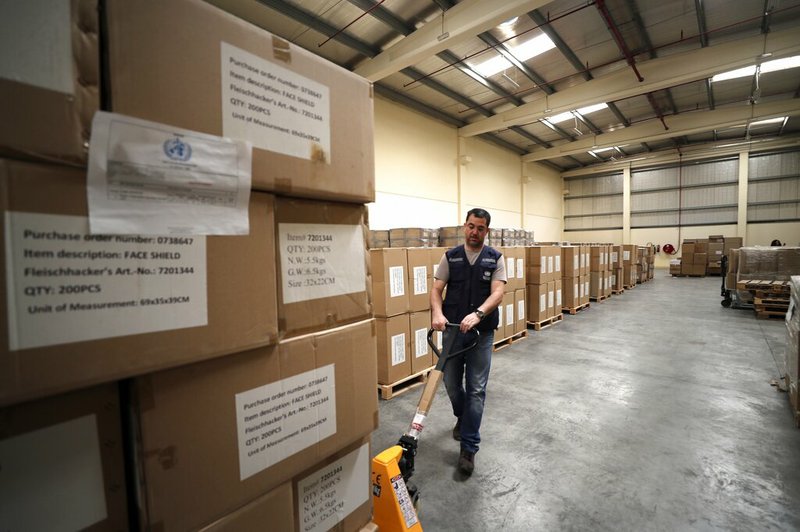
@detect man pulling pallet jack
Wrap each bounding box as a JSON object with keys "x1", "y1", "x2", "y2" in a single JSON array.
[{"x1": 371, "y1": 208, "x2": 507, "y2": 531}]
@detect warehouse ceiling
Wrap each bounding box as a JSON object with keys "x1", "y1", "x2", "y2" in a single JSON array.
[{"x1": 206, "y1": 0, "x2": 800, "y2": 173}]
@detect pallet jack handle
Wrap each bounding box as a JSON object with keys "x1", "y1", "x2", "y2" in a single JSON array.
[{"x1": 371, "y1": 324, "x2": 480, "y2": 532}]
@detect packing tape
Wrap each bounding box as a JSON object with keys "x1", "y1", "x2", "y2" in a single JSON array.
[{"x1": 272, "y1": 36, "x2": 292, "y2": 63}]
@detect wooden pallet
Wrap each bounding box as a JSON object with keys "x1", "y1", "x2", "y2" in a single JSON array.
[
  {"x1": 611, "y1": 288, "x2": 624, "y2": 295},
  {"x1": 756, "y1": 310, "x2": 788, "y2": 320},
  {"x1": 493, "y1": 330, "x2": 527, "y2": 352},
  {"x1": 378, "y1": 366, "x2": 434, "y2": 400},
  {"x1": 737, "y1": 280, "x2": 790, "y2": 294},
  {"x1": 624, "y1": 284, "x2": 636, "y2": 289},
  {"x1": 562, "y1": 302, "x2": 590, "y2": 315},
  {"x1": 589, "y1": 295, "x2": 608, "y2": 302},
  {"x1": 754, "y1": 297, "x2": 790, "y2": 306},
  {"x1": 527, "y1": 313, "x2": 564, "y2": 331}
]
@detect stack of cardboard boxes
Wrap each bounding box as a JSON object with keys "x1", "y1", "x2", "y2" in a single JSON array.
[
  {"x1": 498, "y1": 247, "x2": 527, "y2": 340},
  {"x1": 680, "y1": 240, "x2": 708, "y2": 276},
  {"x1": 622, "y1": 245, "x2": 639, "y2": 287},
  {"x1": 1, "y1": 1, "x2": 377, "y2": 530},
  {"x1": 526, "y1": 246, "x2": 562, "y2": 324},
  {"x1": 611, "y1": 245, "x2": 625, "y2": 292},
  {"x1": 561, "y1": 246, "x2": 590, "y2": 310},
  {"x1": 589, "y1": 245, "x2": 612, "y2": 300}
]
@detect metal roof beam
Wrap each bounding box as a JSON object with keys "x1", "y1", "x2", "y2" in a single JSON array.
[
  {"x1": 476, "y1": 32, "x2": 554, "y2": 94},
  {"x1": 373, "y1": 84, "x2": 464, "y2": 127},
  {"x1": 400, "y1": 67, "x2": 493, "y2": 118},
  {"x1": 522, "y1": 100, "x2": 800, "y2": 162},
  {"x1": 459, "y1": 28, "x2": 800, "y2": 136},
  {"x1": 346, "y1": 0, "x2": 414, "y2": 35},
  {"x1": 353, "y1": 0, "x2": 552, "y2": 81},
  {"x1": 436, "y1": 49, "x2": 524, "y2": 106},
  {"x1": 528, "y1": 9, "x2": 590, "y2": 81},
  {"x1": 694, "y1": 0, "x2": 708, "y2": 47}
]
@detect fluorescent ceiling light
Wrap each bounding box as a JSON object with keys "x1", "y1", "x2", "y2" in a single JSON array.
[
  {"x1": 499, "y1": 17, "x2": 518, "y2": 28},
  {"x1": 711, "y1": 55, "x2": 800, "y2": 82},
  {"x1": 591, "y1": 146, "x2": 616, "y2": 153},
  {"x1": 546, "y1": 103, "x2": 609, "y2": 124},
  {"x1": 749, "y1": 116, "x2": 786, "y2": 127},
  {"x1": 472, "y1": 34, "x2": 555, "y2": 77}
]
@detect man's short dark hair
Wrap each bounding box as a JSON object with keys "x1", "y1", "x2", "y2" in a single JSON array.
[{"x1": 465, "y1": 208, "x2": 491, "y2": 227}]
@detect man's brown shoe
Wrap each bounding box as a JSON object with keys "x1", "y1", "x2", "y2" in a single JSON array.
[{"x1": 458, "y1": 450, "x2": 474, "y2": 475}]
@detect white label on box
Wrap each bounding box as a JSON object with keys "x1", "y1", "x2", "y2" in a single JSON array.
[
  {"x1": 389, "y1": 266, "x2": 405, "y2": 298},
  {"x1": 235, "y1": 364, "x2": 336, "y2": 481},
  {"x1": 506, "y1": 257, "x2": 515, "y2": 279},
  {"x1": 579, "y1": 283, "x2": 584, "y2": 297},
  {"x1": 585, "y1": 281, "x2": 589, "y2": 296},
  {"x1": 0, "y1": 1, "x2": 73, "y2": 94},
  {"x1": 414, "y1": 328, "x2": 428, "y2": 358},
  {"x1": 715, "y1": 250, "x2": 722, "y2": 256},
  {"x1": 391, "y1": 333, "x2": 406, "y2": 366},
  {"x1": 517, "y1": 300, "x2": 525, "y2": 321},
  {"x1": 557, "y1": 289, "x2": 562, "y2": 307},
  {"x1": 612, "y1": 251, "x2": 618, "y2": 264},
  {"x1": 584, "y1": 253, "x2": 589, "y2": 267},
  {"x1": 0, "y1": 414, "x2": 106, "y2": 531},
  {"x1": 548, "y1": 290, "x2": 554, "y2": 308},
  {"x1": 547, "y1": 256, "x2": 553, "y2": 273},
  {"x1": 221, "y1": 42, "x2": 331, "y2": 162},
  {"x1": 574, "y1": 283, "x2": 579, "y2": 301},
  {"x1": 574, "y1": 255, "x2": 579, "y2": 271},
  {"x1": 87, "y1": 112, "x2": 252, "y2": 235},
  {"x1": 413, "y1": 266, "x2": 427, "y2": 295},
  {"x1": 4, "y1": 212, "x2": 207, "y2": 350},
  {"x1": 540, "y1": 256, "x2": 546, "y2": 272},
  {"x1": 555, "y1": 255, "x2": 561, "y2": 273},
  {"x1": 612, "y1": 274, "x2": 617, "y2": 285},
  {"x1": 297, "y1": 443, "x2": 370, "y2": 532},
  {"x1": 496, "y1": 305, "x2": 503, "y2": 330},
  {"x1": 517, "y1": 258, "x2": 524, "y2": 279},
  {"x1": 279, "y1": 223, "x2": 365, "y2": 304},
  {"x1": 539, "y1": 294, "x2": 546, "y2": 312},
  {"x1": 624, "y1": 250, "x2": 630, "y2": 261},
  {"x1": 506, "y1": 303, "x2": 514, "y2": 326}
]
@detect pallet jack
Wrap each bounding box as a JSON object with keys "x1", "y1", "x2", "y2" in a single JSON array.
[{"x1": 371, "y1": 323, "x2": 479, "y2": 532}]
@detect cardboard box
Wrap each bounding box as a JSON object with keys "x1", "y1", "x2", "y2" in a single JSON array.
[
  {"x1": 0, "y1": 1, "x2": 98, "y2": 165},
  {"x1": 563, "y1": 278, "x2": 580, "y2": 309},
  {"x1": 693, "y1": 253, "x2": 708, "y2": 265},
  {"x1": 505, "y1": 247, "x2": 525, "y2": 291},
  {"x1": 611, "y1": 245, "x2": 623, "y2": 268},
  {"x1": 429, "y1": 247, "x2": 448, "y2": 279},
  {"x1": 515, "y1": 247, "x2": 526, "y2": 286},
  {"x1": 526, "y1": 246, "x2": 549, "y2": 284},
  {"x1": 614, "y1": 268, "x2": 624, "y2": 290},
  {"x1": 370, "y1": 248, "x2": 409, "y2": 318},
  {"x1": 605, "y1": 271, "x2": 613, "y2": 297},
  {"x1": 495, "y1": 292, "x2": 506, "y2": 339},
  {"x1": 670, "y1": 261, "x2": 681, "y2": 275},
  {"x1": 131, "y1": 319, "x2": 378, "y2": 531},
  {"x1": 514, "y1": 288, "x2": 526, "y2": 333},
  {"x1": 376, "y1": 314, "x2": 411, "y2": 385},
  {"x1": 561, "y1": 246, "x2": 580, "y2": 278},
  {"x1": 406, "y1": 248, "x2": 431, "y2": 312},
  {"x1": 200, "y1": 483, "x2": 294, "y2": 532},
  {"x1": 0, "y1": 383, "x2": 128, "y2": 531},
  {"x1": 590, "y1": 272, "x2": 602, "y2": 299},
  {"x1": 550, "y1": 246, "x2": 561, "y2": 280},
  {"x1": 292, "y1": 437, "x2": 372, "y2": 532},
  {"x1": 582, "y1": 275, "x2": 590, "y2": 305},
  {"x1": 504, "y1": 293, "x2": 515, "y2": 338},
  {"x1": 694, "y1": 241, "x2": 708, "y2": 254},
  {"x1": 690, "y1": 264, "x2": 706, "y2": 276},
  {"x1": 409, "y1": 310, "x2": 433, "y2": 374},
  {"x1": 275, "y1": 197, "x2": 370, "y2": 338},
  {"x1": 708, "y1": 243, "x2": 724, "y2": 260},
  {"x1": 546, "y1": 281, "x2": 556, "y2": 318},
  {"x1": 0, "y1": 159, "x2": 278, "y2": 407},
  {"x1": 106, "y1": 0, "x2": 375, "y2": 202},
  {"x1": 622, "y1": 244, "x2": 637, "y2": 265},
  {"x1": 554, "y1": 280, "x2": 562, "y2": 315}
]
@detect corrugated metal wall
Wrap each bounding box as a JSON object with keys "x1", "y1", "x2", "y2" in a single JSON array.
[
  {"x1": 748, "y1": 151, "x2": 800, "y2": 223},
  {"x1": 564, "y1": 172, "x2": 622, "y2": 231}
]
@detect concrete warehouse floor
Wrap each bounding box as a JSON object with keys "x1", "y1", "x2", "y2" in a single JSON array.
[{"x1": 372, "y1": 271, "x2": 800, "y2": 531}]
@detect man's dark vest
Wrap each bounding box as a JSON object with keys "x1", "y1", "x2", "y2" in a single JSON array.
[{"x1": 442, "y1": 244, "x2": 502, "y2": 332}]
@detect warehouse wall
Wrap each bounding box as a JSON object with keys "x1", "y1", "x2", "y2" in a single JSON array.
[
  {"x1": 748, "y1": 222, "x2": 800, "y2": 247},
  {"x1": 369, "y1": 96, "x2": 565, "y2": 236}
]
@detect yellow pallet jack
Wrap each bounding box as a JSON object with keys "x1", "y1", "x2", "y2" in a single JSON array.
[{"x1": 371, "y1": 324, "x2": 479, "y2": 532}]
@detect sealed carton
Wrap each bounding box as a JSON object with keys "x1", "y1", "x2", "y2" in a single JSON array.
[
  {"x1": 370, "y1": 248, "x2": 409, "y2": 318},
  {"x1": 0, "y1": 383, "x2": 128, "y2": 530},
  {"x1": 130, "y1": 319, "x2": 378, "y2": 531},
  {"x1": 0, "y1": 159, "x2": 278, "y2": 406},
  {"x1": 0, "y1": 1, "x2": 99, "y2": 165},
  {"x1": 376, "y1": 314, "x2": 410, "y2": 385},
  {"x1": 406, "y1": 248, "x2": 431, "y2": 312},
  {"x1": 200, "y1": 484, "x2": 294, "y2": 532},
  {"x1": 275, "y1": 197, "x2": 370, "y2": 338},
  {"x1": 561, "y1": 246, "x2": 580, "y2": 278},
  {"x1": 514, "y1": 288, "x2": 526, "y2": 334},
  {"x1": 105, "y1": 0, "x2": 374, "y2": 202},
  {"x1": 526, "y1": 284, "x2": 547, "y2": 323}
]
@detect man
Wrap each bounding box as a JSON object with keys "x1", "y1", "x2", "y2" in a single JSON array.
[{"x1": 430, "y1": 208, "x2": 506, "y2": 475}]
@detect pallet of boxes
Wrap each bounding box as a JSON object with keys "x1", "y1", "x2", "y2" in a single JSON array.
[
  {"x1": 733, "y1": 246, "x2": 800, "y2": 319},
  {"x1": 679, "y1": 240, "x2": 708, "y2": 277},
  {"x1": 784, "y1": 276, "x2": 800, "y2": 425},
  {"x1": 371, "y1": 234, "x2": 440, "y2": 400},
  {"x1": 589, "y1": 244, "x2": 612, "y2": 301},
  {"x1": 622, "y1": 244, "x2": 638, "y2": 288},
  {"x1": 494, "y1": 231, "x2": 527, "y2": 350},
  {"x1": 1, "y1": 2, "x2": 378, "y2": 530},
  {"x1": 526, "y1": 245, "x2": 564, "y2": 330},
  {"x1": 561, "y1": 245, "x2": 590, "y2": 314},
  {"x1": 611, "y1": 245, "x2": 625, "y2": 294}
]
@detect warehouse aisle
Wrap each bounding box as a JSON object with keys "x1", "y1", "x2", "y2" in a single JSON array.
[{"x1": 372, "y1": 270, "x2": 800, "y2": 531}]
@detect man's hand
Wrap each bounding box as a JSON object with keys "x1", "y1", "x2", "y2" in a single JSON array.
[
  {"x1": 459, "y1": 312, "x2": 481, "y2": 333},
  {"x1": 431, "y1": 312, "x2": 447, "y2": 331}
]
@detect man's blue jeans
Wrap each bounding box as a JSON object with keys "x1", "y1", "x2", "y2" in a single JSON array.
[{"x1": 442, "y1": 328, "x2": 494, "y2": 454}]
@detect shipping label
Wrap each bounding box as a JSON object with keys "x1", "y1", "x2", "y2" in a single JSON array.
[
  {"x1": 539, "y1": 294, "x2": 546, "y2": 313},
  {"x1": 505, "y1": 303, "x2": 514, "y2": 326},
  {"x1": 221, "y1": 42, "x2": 331, "y2": 161},
  {"x1": 5, "y1": 212, "x2": 207, "y2": 350},
  {"x1": 548, "y1": 256, "x2": 553, "y2": 274},
  {"x1": 548, "y1": 291, "x2": 554, "y2": 309},
  {"x1": 517, "y1": 300, "x2": 525, "y2": 321},
  {"x1": 413, "y1": 266, "x2": 427, "y2": 295},
  {"x1": 279, "y1": 223, "x2": 365, "y2": 304},
  {"x1": 389, "y1": 266, "x2": 405, "y2": 298},
  {"x1": 557, "y1": 289, "x2": 562, "y2": 307},
  {"x1": 235, "y1": 364, "x2": 336, "y2": 481},
  {"x1": 506, "y1": 257, "x2": 515, "y2": 279},
  {"x1": 555, "y1": 255, "x2": 561, "y2": 273},
  {"x1": 415, "y1": 328, "x2": 428, "y2": 358},
  {"x1": 516, "y1": 258, "x2": 524, "y2": 279},
  {"x1": 297, "y1": 443, "x2": 370, "y2": 532},
  {"x1": 391, "y1": 333, "x2": 406, "y2": 366}
]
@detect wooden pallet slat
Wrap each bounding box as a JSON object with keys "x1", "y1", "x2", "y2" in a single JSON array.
[
  {"x1": 562, "y1": 302, "x2": 591, "y2": 315},
  {"x1": 493, "y1": 330, "x2": 528, "y2": 352},
  {"x1": 527, "y1": 313, "x2": 564, "y2": 331},
  {"x1": 378, "y1": 366, "x2": 433, "y2": 400},
  {"x1": 589, "y1": 295, "x2": 608, "y2": 302}
]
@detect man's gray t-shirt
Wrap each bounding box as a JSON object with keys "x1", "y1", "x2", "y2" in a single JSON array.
[{"x1": 434, "y1": 247, "x2": 507, "y2": 283}]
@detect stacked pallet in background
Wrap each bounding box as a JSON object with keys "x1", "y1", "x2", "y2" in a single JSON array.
[
  {"x1": 680, "y1": 239, "x2": 707, "y2": 277},
  {"x1": 589, "y1": 245, "x2": 611, "y2": 301},
  {"x1": 622, "y1": 245, "x2": 638, "y2": 288},
  {"x1": 611, "y1": 245, "x2": 625, "y2": 294},
  {"x1": 526, "y1": 246, "x2": 564, "y2": 329},
  {"x1": 562, "y1": 246, "x2": 590, "y2": 314},
  {"x1": 1, "y1": 1, "x2": 377, "y2": 530},
  {"x1": 389, "y1": 227, "x2": 439, "y2": 248},
  {"x1": 733, "y1": 247, "x2": 800, "y2": 316}
]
